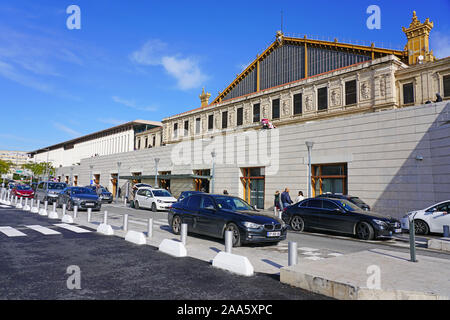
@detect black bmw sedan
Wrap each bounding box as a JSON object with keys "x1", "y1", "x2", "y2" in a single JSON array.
[
  {"x1": 168, "y1": 194, "x2": 287, "y2": 247},
  {"x1": 282, "y1": 198, "x2": 401, "y2": 240},
  {"x1": 57, "y1": 187, "x2": 102, "y2": 211}
]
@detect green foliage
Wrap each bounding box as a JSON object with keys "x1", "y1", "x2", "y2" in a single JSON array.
[
  {"x1": 22, "y1": 162, "x2": 55, "y2": 177},
  {"x1": 0, "y1": 159, "x2": 13, "y2": 175}
]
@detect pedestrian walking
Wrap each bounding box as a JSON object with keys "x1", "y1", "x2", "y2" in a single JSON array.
[
  {"x1": 281, "y1": 188, "x2": 293, "y2": 209},
  {"x1": 295, "y1": 191, "x2": 304, "y2": 203},
  {"x1": 274, "y1": 191, "x2": 283, "y2": 215}
]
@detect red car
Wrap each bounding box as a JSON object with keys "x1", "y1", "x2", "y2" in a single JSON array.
[{"x1": 12, "y1": 185, "x2": 35, "y2": 199}]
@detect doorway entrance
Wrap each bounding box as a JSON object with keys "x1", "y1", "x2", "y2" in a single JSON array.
[{"x1": 240, "y1": 167, "x2": 265, "y2": 209}]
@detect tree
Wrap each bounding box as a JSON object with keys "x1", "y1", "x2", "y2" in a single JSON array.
[
  {"x1": 22, "y1": 162, "x2": 55, "y2": 179},
  {"x1": 0, "y1": 159, "x2": 12, "y2": 175}
]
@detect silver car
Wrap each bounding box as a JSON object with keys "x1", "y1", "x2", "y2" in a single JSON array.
[{"x1": 35, "y1": 181, "x2": 68, "y2": 204}]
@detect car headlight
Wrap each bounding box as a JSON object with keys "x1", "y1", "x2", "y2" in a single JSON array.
[
  {"x1": 373, "y1": 219, "x2": 387, "y2": 226},
  {"x1": 243, "y1": 222, "x2": 263, "y2": 229}
]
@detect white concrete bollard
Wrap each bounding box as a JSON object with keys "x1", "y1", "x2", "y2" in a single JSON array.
[
  {"x1": 39, "y1": 201, "x2": 48, "y2": 216},
  {"x1": 87, "y1": 208, "x2": 92, "y2": 222},
  {"x1": 31, "y1": 200, "x2": 40, "y2": 213},
  {"x1": 147, "y1": 218, "x2": 153, "y2": 238},
  {"x1": 16, "y1": 197, "x2": 23, "y2": 209},
  {"x1": 61, "y1": 203, "x2": 73, "y2": 223},
  {"x1": 48, "y1": 202, "x2": 59, "y2": 219},
  {"x1": 97, "y1": 211, "x2": 114, "y2": 235},
  {"x1": 74, "y1": 206, "x2": 78, "y2": 219},
  {"x1": 23, "y1": 198, "x2": 30, "y2": 211}
]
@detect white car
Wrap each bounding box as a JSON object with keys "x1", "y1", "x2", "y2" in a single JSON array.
[
  {"x1": 401, "y1": 200, "x2": 450, "y2": 235},
  {"x1": 134, "y1": 187, "x2": 177, "y2": 212}
]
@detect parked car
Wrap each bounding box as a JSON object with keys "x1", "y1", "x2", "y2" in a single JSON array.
[
  {"x1": 11, "y1": 184, "x2": 35, "y2": 199},
  {"x1": 400, "y1": 200, "x2": 450, "y2": 235},
  {"x1": 35, "y1": 181, "x2": 68, "y2": 204},
  {"x1": 57, "y1": 186, "x2": 102, "y2": 211},
  {"x1": 169, "y1": 194, "x2": 287, "y2": 247},
  {"x1": 178, "y1": 191, "x2": 204, "y2": 202},
  {"x1": 316, "y1": 193, "x2": 370, "y2": 211},
  {"x1": 134, "y1": 187, "x2": 177, "y2": 212},
  {"x1": 85, "y1": 186, "x2": 113, "y2": 203},
  {"x1": 282, "y1": 198, "x2": 401, "y2": 240}
]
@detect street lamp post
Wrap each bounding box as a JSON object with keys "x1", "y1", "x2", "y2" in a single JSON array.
[
  {"x1": 70, "y1": 167, "x2": 74, "y2": 186},
  {"x1": 115, "y1": 162, "x2": 121, "y2": 203},
  {"x1": 45, "y1": 148, "x2": 50, "y2": 181},
  {"x1": 154, "y1": 158, "x2": 160, "y2": 188},
  {"x1": 211, "y1": 151, "x2": 216, "y2": 194},
  {"x1": 305, "y1": 141, "x2": 314, "y2": 198},
  {"x1": 89, "y1": 165, "x2": 94, "y2": 186}
]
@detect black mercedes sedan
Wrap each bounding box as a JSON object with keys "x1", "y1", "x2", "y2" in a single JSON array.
[
  {"x1": 168, "y1": 194, "x2": 287, "y2": 247},
  {"x1": 57, "y1": 187, "x2": 102, "y2": 211},
  {"x1": 282, "y1": 198, "x2": 401, "y2": 240}
]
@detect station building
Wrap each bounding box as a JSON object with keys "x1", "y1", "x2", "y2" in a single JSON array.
[{"x1": 31, "y1": 12, "x2": 450, "y2": 218}]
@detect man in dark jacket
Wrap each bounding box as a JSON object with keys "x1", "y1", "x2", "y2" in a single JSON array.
[{"x1": 281, "y1": 188, "x2": 293, "y2": 209}]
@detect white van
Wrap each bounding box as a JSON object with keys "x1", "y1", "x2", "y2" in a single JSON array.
[{"x1": 134, "y1": 187, "x2": 177, "y2": 212}]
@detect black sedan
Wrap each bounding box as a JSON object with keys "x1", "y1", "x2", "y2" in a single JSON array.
[
  {"x1": 168, "y1": 194, "x2": 287, "y2": 247},
  {"x1": 57, "y1": 187, "x2": 102, "y2": 211},
  {"x1": 282, "y1": 198, "x2": 401, "y2": 240}
]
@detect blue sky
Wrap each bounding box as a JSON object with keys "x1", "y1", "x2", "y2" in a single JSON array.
[{"x1": 0, "y1": 0, "x2": 449, "y2": 152}]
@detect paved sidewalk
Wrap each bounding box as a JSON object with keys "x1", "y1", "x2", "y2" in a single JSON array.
[{"x1": 280, "y1": 248, "x2": 450, "y2": 300}]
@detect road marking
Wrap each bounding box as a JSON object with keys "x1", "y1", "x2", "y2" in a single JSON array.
[
  {"x1": 0, "y1": 226, "x2": 27, "y2": 237},
  {"x1": 0, "y1": 205, "x2": 11, "y2": 208},
  {"x1": 54, "y1": 224, "x2": 91, "y2": 233},
  {"x1": 25, "y1": 225, "x2": 61, "y2": 235},
  {"x1": 301, "y1": 252, "x2": 322, "y2": 256},
  {"x1": 304, "y1": 256, "x2": 324, "y2": 261},
  {"x1": 298, "y1": 247, "x2": 319, "y2": 252},
  {"x1": 327, "y1": 253, "x2": 343, "y2": 257}
]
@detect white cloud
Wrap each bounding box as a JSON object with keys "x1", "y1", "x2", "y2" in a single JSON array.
[
  {"x1": 0, "y1": 60, "x2": 52, "y2": 92},
  {"x1": 431, "y1": 32, "x2": 450, "y2": 59},
  {"x1": 53, "y1": 123, "x2": 80, "y2": 138},
  {"x1": 112, "y1": 96, "x2": 157, "y2": 112},
  {"x1": 130, "y1": 39, "x2": 208, "y2": 90}
]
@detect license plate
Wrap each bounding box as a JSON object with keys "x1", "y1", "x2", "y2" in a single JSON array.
[
  {"x1": 267, "y1": 231, "x2": 281, "y2": 237},
  {"x1": 86, "y1": 203, "x2": 95, "y2": 207},
  {"x1": 395, "y1": 228, "x2": 402, "y2": 233}
]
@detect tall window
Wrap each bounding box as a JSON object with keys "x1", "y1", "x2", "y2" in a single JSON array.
[
  {"x1": 253, "y1": 103, "x2": 260, "y2": 123},
  {"x1": 195, "y1": 118, "x2": 201, "y2": 134},
  {"x1": 237, "y1": 107, "x2": 243, "y2": 126},
  {"x1": 152, "y1": 135, "x2": 156, "y2": 147},
  {"x1": 345, "y1": 80, "x2": 357, "y2": 105},
  {"x1": 403, "y1": 83, "x2": 414, "y2": 104},
  {"x1": 293, "y1": 93, "x2": 302, "y2": 115},
  {"x1": 145, "y1": 137, "x2": 148, "y2": 148},
  {"x1": 444, "y1": 75, "x2": 450, "y2": 98},
  {"x1": 173, "y1": 123, "x2": 178, "y2": 138},
  {"x1": 137, "y1": 138, "x2": 141, "y2": 150},
  {"x1": 272, "y1": 98, "x2": 280, "y2": 119},
  {"x1": 222, "y1": 111, "x2": 228, "y2": 129},
  {"x1": 184, "y1": 120, "x2": 189, "y2": 136},
  {"x1": 318, "y1": 87, "x2": 328, "y2": 111},
  {"x1": 208, "y1": 114, "x2": 214, "y2": 131},
  {"x1": 240, "y1": 167, "x2": 265, "y2": 209},
  {"x1": 312, "y1": 163, "x2": 347, "y2": 196}
]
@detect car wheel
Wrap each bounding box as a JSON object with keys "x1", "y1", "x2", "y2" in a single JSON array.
[
  {"x1": 225, "y1": 223, "x2": 241, "y2": 247},
  {"x1": 151, "y1": 203, "x2": 157, "y2": 212},
  {"x1": 356, "y1": 222, "x2": 374, "y2": 240},
  {"x1": 134, "y1": 200, "x2": 140, "y2": 210},
  {"x1": 413, "y1": 219, "x2": 429, "y2": 235},
  {"x1": 290, "y1": 215, "x2": 305, "y2": 232},
  {"x1": 172, "y1": 215, "x2": 182, "y2": 235}
]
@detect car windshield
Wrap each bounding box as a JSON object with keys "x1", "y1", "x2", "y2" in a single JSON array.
[
  {"x1": 101, "y1": 188, "x2": 109, "y2": 193},
  {"x1": 215, "y1": 196, "x2": 254, "y2": 211},
  {"x1": 17, "y1": 185, "x2": 32, "y2": 190},
  {"x1": 71, "y1": 187, "x2": 96, "y2": 195},
  {"x1": 350, "y1": 197, "x2": 366, "y2": 206},
  {"x1": 48, "y1": 183, "x2": 66, "y2": 190},
  {"x1": 153, "y1": 190, "x2": 172, "y2": 197},
  {"x1": 336, "y1": 199, "x2": 362, "y2": 212}
]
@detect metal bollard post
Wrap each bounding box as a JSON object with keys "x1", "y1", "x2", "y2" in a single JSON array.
[
  {"x1": 147, "y1": 218, "x2": 153, "y2": 238},
  {"x1": 87, "y1": 208, "x2": 92, "y2": 222},
  {"x1": 124, "y1": 198, "x2": 127, "y2": 207},
  {"x1": 36, "y1": 200, "x2": 40, "y2": 209},
  {"x1": 44, "y1": 201, "x2": 48, "y2": 211},
  {"x1": 444, "y1": 225, "x2": 450, "y2": 238},
  {"x1": 225, "y1": 230, "x2": 233, "y2": 253},
  {"x1": 123, "y1": 214, "x2": 128, "y2": 231},
  {"x1": 74, "y1": 206, "x2": 78, "y2": 219},
  {"x1": 52, "y1": 202, "x2": 56, "y2": 212},
  {"x1": 30, "y1": 198, "x2": 34, "y2": 209},
  {"x1": 103, "y1": 211, "x2": 108, "y2": 225},
  {"x1": 409, "y1": 219, "x2": 417, "y2": 262},
  {"x1": 15, "y1": 196, "x2": 18, "y2": 205},
  {"x1": 288, "y1": 241, "x2": 298, "y2": 266},
  {"x1": 180, "y1": 223, "x2": 187, "y2": 245},
  {"x1": 62, "y1": 204, "x2": 66, "y2": 216}
]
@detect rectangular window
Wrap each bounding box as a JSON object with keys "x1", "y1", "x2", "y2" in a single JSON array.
[
  {"x1": 444, "y1": 75, "x2": 450, "y2": 98},
  {"x1": 184, "y1": 120, "x2": 189, "y2": 136},
  {"x1": 145, "y1": 137, "x2": 148, "y2": 148},
  {"x1": 237, "y1": 107, "x2": 243, "y2": 126},
  {"x1": 173, "y1": 123, "x2": 178, "y2": 138},
  {"x1": 312, "y1": 163, "x2": 348, "y2": 196},
  {"x1": 137, "y1": 139, "x2": 141, "y2": 150},
  {"x1": 152, "y1": 135, "x2": 156, "y2": 147},
  {"x1": 272, "y1": 99, "x2": 280, "y2": 119},
  {"x1": 222, "y1": 111, "x2": 228, "y2": 129},
  {"x1": 293, "y1": 93, "x2": 302, "y2": 115},
  {"x1": 195, "y1": 118, "x2": 201, "y2": 134},
  {"x1": 345, "y1": 80, "x2": 357, "y2": 105},
  {"x1": 253, "y1": 103, "x2": 260, "y2": 123},
  {"x1": 318, "y1": 87, "x2": 328, "y2": 111},
  {"x1": 208, "y1": 114, "x2": 214, "y2": 131},
  {"x1": 403, "y1": 83, "x2": 414, "y2": 104}
]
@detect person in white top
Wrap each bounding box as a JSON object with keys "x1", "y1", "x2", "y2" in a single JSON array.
[{"x1": 295, "y1": 191, "x2": 305, "y2": 203}]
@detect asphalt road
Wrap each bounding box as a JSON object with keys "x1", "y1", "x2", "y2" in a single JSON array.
[{"x1": 0, "y1": 206, "x2": 329, "y2": 300}]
